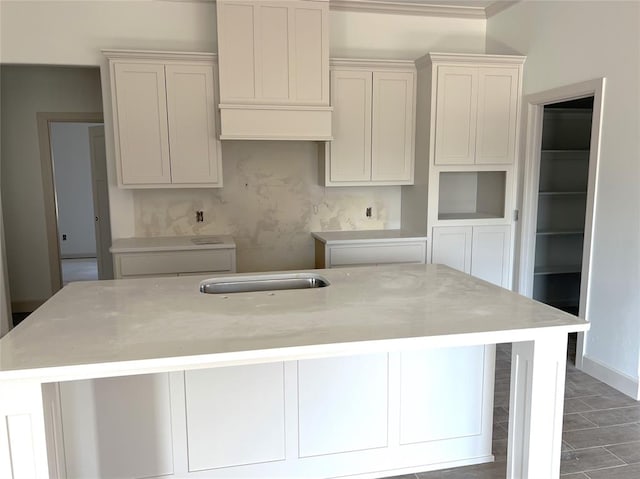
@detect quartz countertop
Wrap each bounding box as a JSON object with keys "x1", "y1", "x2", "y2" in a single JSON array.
[
  {"x1": 0, "y1": 264, "x2": 588, "y2": 383},
  {"x1": 311, "y1": 229, "x2": 427, "y2": 244},
  {"x1": 110, "y1": 235, "x2": 236, "y2": 253}
]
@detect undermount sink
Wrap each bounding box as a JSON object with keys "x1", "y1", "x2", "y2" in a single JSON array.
[{"x1": 200, "y1": 273, "x2": 330, "y2": 294}]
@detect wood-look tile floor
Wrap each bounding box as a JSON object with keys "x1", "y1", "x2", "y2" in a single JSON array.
[{"x1": 386, "y1": 341, "x2": 640, "y2": 479}]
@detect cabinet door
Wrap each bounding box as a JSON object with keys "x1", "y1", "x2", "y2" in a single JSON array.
[
  {"x1": 113, "y1": 62, "x2": 171, "y2": 185},
  {"x1": 298, "y1": 354, "x2": 388, "y2": 457},
  {"x1": 293, "y1": 1, "x2": 328, "y2": 103},
  {"x1": 471, "y1": 225, "x2": 511, "y2": 288},
  {"x1": 165, "y1": 64, "x2": 222, "y2": 185},
  {"x1": 329, "y1": 70, "x2": 372, "y2": 182},
  {"x1": 184, "y1": 363, "x2": 286, "y2": 471},
  {"x1": 59, "y1": 374, "x2": 174, "y2": 479},
  {"x1": 216, "y1": 1, "x2": 257, "y2": 101},
  {"x1": 371, "y1": 71, "x2": 415, "y2": 182},
  {"x1": 432, "y1": 226, "x2": 472, "y2": 274},
  {"x1": 257, "y1": 2, "x2": 290, "y2": 100},
  {"x1": 434, "y1": 66, "x2": 477, "y2": 165},
  {"x1": 475, "y1": 67, "x2": 519, "y2": 165}
]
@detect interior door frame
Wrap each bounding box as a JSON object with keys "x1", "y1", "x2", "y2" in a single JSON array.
[
  {"x1": 36, "y1": 112, "x2": 104, "y2": 294},
  {"x1": 518, "y1": 78, "x2": 605, "y2": 369}
]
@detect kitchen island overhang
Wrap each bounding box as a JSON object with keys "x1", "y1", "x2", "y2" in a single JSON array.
[{"x1": 0, "y1": 264, "x2": 589, "y2": 479}]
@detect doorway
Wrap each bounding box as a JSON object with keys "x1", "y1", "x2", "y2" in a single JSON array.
[
  {"x1": 37, "y1": 113, "x2": 114, "y2": 294},
  {"x1": 519, "y1": 79, "x2": 605, "y2": 369}
]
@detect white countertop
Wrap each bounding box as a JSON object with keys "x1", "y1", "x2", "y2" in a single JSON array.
[
  {"x1": 110, "y1": 235, "x2": 236, "y2": 253},
  {"x1": 0, "y1": 264, "x2": 588, "y2": 383},
  {"x1": 311, "y1": 229, "x2": 427, "y2": 244}
]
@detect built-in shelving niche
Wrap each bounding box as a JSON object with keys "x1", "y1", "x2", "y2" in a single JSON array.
[
  {"x1": 438, "y1": 171, "x2": 506, "y2": 221},
  {"x1": 532, "y1": 98, "x2": 593, "y2": 315}
]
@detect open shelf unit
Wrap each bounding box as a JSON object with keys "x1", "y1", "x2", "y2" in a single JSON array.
[
  {"x1": 437, "y1": 171, "x2": 506, "y2": 221},
  {"x1": 532, "y1": 103, "x2": 592, "y2": 314}
]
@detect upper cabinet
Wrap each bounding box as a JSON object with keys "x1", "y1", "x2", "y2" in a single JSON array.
[
  {"x1": 320, "y1": 59, "x2": 416, "y2": 186},
  {"x1": 105, "y1": 50, "x2": 222, "y2": 188},
  {"x1": 216, "y1": 0, "x2": 332, "y2": 140},
  {"x1": 432, "y1": 55, "x2": 523, "y2": 165}
]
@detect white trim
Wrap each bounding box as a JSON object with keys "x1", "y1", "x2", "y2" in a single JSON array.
[
  {"x1": 330, "y1": 58, "x2": 416, "y2": 71},
  {"x1": 485, "y1": 0, "x2": 520, "y2": 18},
  {"x1": 581, "y1": 355, "x2": 640, "y2": 400},
  {"x1": 102, "y1": 49, "x2": 217, "y2": 63},
  {"x1": 517, "y1": 78, "x2": 606, "y2": 370},
  {"x1": 429, "y1": 52, "x2": 526, "y2": 65},
  {"x1": 329, "y1": 0, "x2": 486, "y2": 18}
]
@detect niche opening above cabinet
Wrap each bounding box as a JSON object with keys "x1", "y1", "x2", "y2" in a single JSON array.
[{"x1": 438, "y1": 171, "x2": 506, "y2": 220}]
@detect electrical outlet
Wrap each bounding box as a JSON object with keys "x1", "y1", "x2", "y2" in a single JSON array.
[
  {"x1": 62, "y1": 234, "x2": 67, "y2": 241},
  {"x1": 196, "y1": 211, "x2": 204, "y2": 222},
  {"x1": 366, "y1": 207, "x2": 372, "y2": 218}
]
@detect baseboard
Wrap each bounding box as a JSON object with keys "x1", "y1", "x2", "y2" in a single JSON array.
[
  {"x1": 11, "y1": 299, "x2": 46, "y2": 313},
  {"x1": 580, "y1": 355, "x2": 640, "y2": 400}
]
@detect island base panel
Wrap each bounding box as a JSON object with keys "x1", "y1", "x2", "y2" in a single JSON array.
[
  {"x1": 508, "y1": 335, "x2": 568, "y2": 478},
  {"x1": 42, "y1": 347, "x2": 495, "y2": 478}
]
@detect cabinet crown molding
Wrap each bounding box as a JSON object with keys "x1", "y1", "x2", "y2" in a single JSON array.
[
  {"x1": 415, "y1": 52, "x2": 526, "y2": 69},
  {"x1": 103, "y1": 49, "x2": 217, "y2": 63},
  {"x1": 330, "y1": 58, "x2": 417, "y2": 71},
  {"x1": 329, "y1": 0, "x2": 486, "y2": 18}
]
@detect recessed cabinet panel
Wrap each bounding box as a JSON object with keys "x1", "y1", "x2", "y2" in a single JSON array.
[
  {"x1": 298, "y1": 354, "x2": 388, "y2": 457},
  {"x1": 432, "y1": 226, "x2": 472, "y2": 274},
  {"x1": 217, "y1": 2, "x2": 256, "y2": 100},
  {"x1": 471, "y1": 225, "x2": 511, "y2": 288},
  {"x1": 330, "y1": 70, "x2": 372, "y2": 182},
  {"x1": 371, "y1": 71, "x2": 414, "y2": 182},
  {"x1": 259, "y1": 5, "x2": 290, "y2": 100},
  {"x1": 185, "y1": 363, "x2": 286, "y2": 471},
  {"x1": 476, "y1": 67, "x2": 519, "y2": 164},
  {"x1": 400, "y1": 346, "x2": 485, "y2": 444},
  {"x1": 113, "y1": 63, "x2": 171, "y2": 184},
  {"x1": 435, "y1": 66, "x2": 477, "y2": 165},
  {"x1": 165, "y1": 65, "x2": 220, "y2": 184},
  {"x1": 60, "y1": 374, "x2": 174, "y2": 479},
  {"x1": 295, "y1": 6, "x2": 326, "y2": 102}
]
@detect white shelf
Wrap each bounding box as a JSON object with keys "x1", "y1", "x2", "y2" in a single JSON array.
[
  {"x1": 536, "y1": 230, "x2": 584, "y2": 236},
  {"x1": 534, "y1": 265, "x2": 582, "y2": 275},
  {"x1": 541, "y1": 149, "x2": 589, "y2": 154},
  {"x1": 538, "y1": 191, "x2": 586, "y2": 197},
  {"x1": 438, "y1": 212, "x2": 502, "y2": 220}
]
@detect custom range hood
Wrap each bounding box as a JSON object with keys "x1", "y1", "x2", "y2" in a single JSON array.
[{"x1": 216, "y1": 0, "x2": 332, "y2": 141}]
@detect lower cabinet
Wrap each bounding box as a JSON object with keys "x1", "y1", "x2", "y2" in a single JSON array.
[
  {"x1": 113, "y1": 248, "x2": 236, "y2": 279},
  {"x1": 432, "y1": 225, "x2": 511, "y2": 288},
  {"x1": 49, "y1": 348, "x2": 495, "y2": 478}
]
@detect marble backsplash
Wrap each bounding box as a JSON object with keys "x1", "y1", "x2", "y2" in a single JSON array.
[{"x1": 134, "y1": 141, "x2": 401, "y2": 272}]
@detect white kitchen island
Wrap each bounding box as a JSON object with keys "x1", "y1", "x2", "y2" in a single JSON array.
[{"x1": 0, "y1": 264, "x2": 588, "y2": 479}]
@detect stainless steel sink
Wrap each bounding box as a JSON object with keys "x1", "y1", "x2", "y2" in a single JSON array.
[{"x1": 200, "y1": 273, "x2": 330, "y2": 294}]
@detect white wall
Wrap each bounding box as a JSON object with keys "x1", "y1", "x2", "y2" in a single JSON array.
[
  {"x1": 487, "y1": 1, "x2": 640, "y2": 390},
  {"x1": 51, "y1": 122, "x2": 102, "y2": 258},
  {"x1": 0, "y1": 66, "x2": 103, "y2": 309},
  {"x1": 0, "y1": 0, "x2": 486, "y2": 297}
]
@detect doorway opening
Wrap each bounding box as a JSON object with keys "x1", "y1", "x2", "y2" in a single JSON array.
[
  {"x1": 37, "y1": 114, "x2": 114, "y2": 295},
  {"x1": 519, "y1": 79, "x2": 605, "y2": 369}
]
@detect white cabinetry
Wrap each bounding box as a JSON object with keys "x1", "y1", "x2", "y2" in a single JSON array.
[
  {"x1": 432, "y1": 225, "x2": 511, "y2": 288},
  {"x1": 110, "y1": 236, "x2": 236, "y2": 278},
  {"x1": 105, "y1": 50, "x2": 222, "y2": 188},
  {"x1": 312, "y1": 230, "x2": 426, "y2": 268},
  {"x1": 216, "y1": 0, "x2": 331, "y2": 140},
  {"x1": 401, "y1": 53, "x2": 524, "y2": 289},
  {"x1": 52, "y1": 349, "x2": 495, "y2": 478},
  {"x1": 321, "y1": 59, "x2": 416, "y2": 186},
  {"x1": 435, "y1": 63, "x2": 520, "y2": 165}
]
